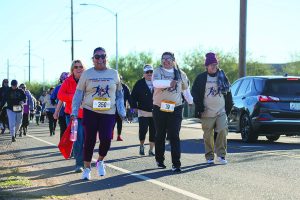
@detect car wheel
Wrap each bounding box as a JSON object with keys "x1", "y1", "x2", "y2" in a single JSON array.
[
  {"x1": 266, "y1": 135, "x2": 280, "y2": 142},
  {"x1": 240, "y1": 113, "x2": 258, "y2": 143}
]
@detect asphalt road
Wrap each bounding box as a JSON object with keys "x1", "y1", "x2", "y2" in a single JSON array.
[{"x1": 0, "y1": 120, "x2": 299, "y2": 200}]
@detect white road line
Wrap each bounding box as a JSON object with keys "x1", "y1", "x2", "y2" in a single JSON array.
[{"x1": 27, "y1": 134, "x2": 209, "y2": 200}]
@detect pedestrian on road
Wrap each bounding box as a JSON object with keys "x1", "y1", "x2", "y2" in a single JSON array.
[
  {"x1": 112, "y1": 76, "x2": 133, "y2": 141},
  {"x1": 152, "y1": 52, "x2": 190, "y2": 172},
  {"x1": 52, "y1": 72, "x2": 69, "y2": 139},
  {"x1": 131, "y1": 64, "x2": 156, "y2": 156},
  {"x1": 35, "y1": 101, "x2": 42, "y2": 125},
  {"x1": 191, "y1": 52, "x2": 233, "y2": 164},
  {"x1": 0, "y1": 79, "x2": 9, "y2": 134},
  {"x1": 19, "y1": 83, "x2": 34, "y2": 137},
  {"x1": 72, "y1": 47, "x2": 126, "y2": 180},
  {"x1": 2, "y1": 80, "x2": 26, "y2": 142},
  {"x1": 58, "y1": 60, "x2": 85, "y2": 173},
  {"x1": 38, "y1": 91, "x2": 46, "y2": 123},
  {"x1": 44, "y1": 87, "x2": 57, "y2": 136}
]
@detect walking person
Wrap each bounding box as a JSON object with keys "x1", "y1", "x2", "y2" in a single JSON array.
[
  {"x1": 58, "y1": 60, "x2": 85, "y2": 172},
  {"x1": 19, "y1": 83, "x2": 34, "y2": 136},
  {"x1": 52, "y1": 72, "x2": 69, "y2": 139},
  {"x1": 0, "y1": 79, "x2": 9, "y2": 134},
  {"x1": 35, "y1": 101, "x2": 42, "y2": 125},
  {"x1": 1, "y1": 80, "x2": 26, "y2": 142},
  {"x1": 113, "y1": 77, "x2": 132, "y2": 141},
  {"x1": 152, "y1": 52, "x2": 190, "y2": 172},
  {"x1": 131, "y1": 64, "x2": 156, "y2": 156},
  {"x1": 72, "y1": 47, "x2": 126, "y2": 180},
  {"x1": 191, "y1": 52, "x2": 233, "y2": 164},
  {"x1": 44, "y1": 87, "x2": 57, "y2": 136},
  {"x1": 39, "y1": 91, "x2": 46, "y2": 123}
]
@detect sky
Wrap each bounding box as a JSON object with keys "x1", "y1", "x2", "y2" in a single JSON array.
[{"x1": 1, "y1": 0, "x2": 300, "y2": 83}]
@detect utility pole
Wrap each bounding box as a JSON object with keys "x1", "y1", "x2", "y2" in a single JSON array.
[
  {"x1": 28, "y1": 40, "x2": 31, "y2": 82},
  {"x1": 239, "y1": 0, "x2": 247, "y2": 78},
  {"x1": 71, "y1": 0, "x2": 74, "y2": 61}
]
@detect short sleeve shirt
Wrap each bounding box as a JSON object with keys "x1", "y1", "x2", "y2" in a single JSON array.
[{"x1": 76, "y1": 67, "x2": 122, "y2": 114}]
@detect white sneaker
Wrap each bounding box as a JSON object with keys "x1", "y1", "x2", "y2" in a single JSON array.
[
  {"x1": 206, "y1": 159, "x2": 214, "y2": 164},
  {"x1": 82, "y1": 168, "x2": 91, "y2": 180},
  {"x1": 217, "y1": 157, "x2": 228, "y2": 164},
  {"x1": 96, "y1": 160, "x2": 106, "y2": 176}
]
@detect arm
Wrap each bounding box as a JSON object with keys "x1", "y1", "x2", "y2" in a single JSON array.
[
  {"x1": 53, "y1": 100, "x2": 63, "y2": 120},
  {"x1": 130, "y1": 82, "x2": 138, "y2": 109},
  {"x1": 153, "y1": 80, "x2": 171, "y2": 88},
  {"x1": 71, "y1": 89, "x2": 84, "y2": 118},
  {"x1": 116, "y1": 90, "x2": 126, "y2": 118}
]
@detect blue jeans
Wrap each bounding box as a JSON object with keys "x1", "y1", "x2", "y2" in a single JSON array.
[{"x1": 66, "y1": 116, "x2": 84, "y2": 168}]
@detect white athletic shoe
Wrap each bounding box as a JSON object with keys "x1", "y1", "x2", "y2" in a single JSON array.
[
  {"x1": 82, "y1": 168, "x2": 91, "y2": 180},
  {"x1": 96, "y1": 160, "x2": 106, "y2": 176}
]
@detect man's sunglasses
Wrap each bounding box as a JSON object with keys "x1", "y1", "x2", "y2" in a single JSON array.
[
  {"x1": 94, "y1": 54, "x2": 106, "y2": 60},
  {"x1": 145, "y1": 70, "x2": 153, "y2": 74}
]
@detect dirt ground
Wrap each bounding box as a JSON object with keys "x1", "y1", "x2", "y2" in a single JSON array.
[{"x1": 0, "y1": 143, "x2": 79, "y2": 200}]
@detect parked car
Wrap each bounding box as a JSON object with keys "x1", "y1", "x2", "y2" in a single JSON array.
[{"x1": 228, "y1": 75, "x2": 300, "y2": 142}]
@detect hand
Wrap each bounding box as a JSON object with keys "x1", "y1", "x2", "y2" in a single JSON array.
[
  {"x1": 53, "y1": 112, "x2": 58, "y2": 120},
  {"x1": 70, "y1": 115, "x2": 77, "y2": 121},
  {"x1": 170, "y1": 80, "x2": 177, "y2": 88}
]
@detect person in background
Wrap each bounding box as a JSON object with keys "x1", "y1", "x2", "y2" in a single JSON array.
[
  {"x1": 29, "y1": 96, "x2": 36, "y2": 122},
  {"x1": 44, "y1": 87, "x2": 57, "y2": 136},
  {"x1": 35, "y1": 101, "x2": 42, "y2": 125},
  {"x1": 72, "y1": 47, "x2": 126, "y2": 180},
  {"x1": 39, "y1": 91, "x2": 46, "y2": 123},
  {"x1": 192, "y1": 52, "x2": 233, "y2": 165},
  {"x1": 19, "y1": 83, "x2": 34, "y2": 137},
  {"x1": 131, "y1": 64, "x2": 156, "y2": 156},
  {"x1": 152, "y1": 52, "x2": 189, "y2": 173},
  {"x1": 58, "y1": 60, "x2": 85, "y2": 172},
  {"x1": 0, "y1": 79, "x2": 9, "y2": 134},
  {"x1": 112, "y1": 76, "x2": 132, "y2": 141},
  {"x1": 52, "y1": 72, "x2": 69, "y2": 139},
  {"x1": 2, "y1": 80, "x2": 26, "y2": 142}
]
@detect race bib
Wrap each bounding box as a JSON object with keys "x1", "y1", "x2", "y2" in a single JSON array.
[
  {"x1": 13, "y1": 105, "x2": 22, "y2": 112},
  {"x1": 93, "y1": 97, "x2": 111, "y2": 111},
  {"x1": 160, "y1": 100, "x2": 175, "y2": 112}
]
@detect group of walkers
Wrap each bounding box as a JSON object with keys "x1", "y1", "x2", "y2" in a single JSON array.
[{"x1": 0, "y1": 46, "x2": 233, "y2": 181}]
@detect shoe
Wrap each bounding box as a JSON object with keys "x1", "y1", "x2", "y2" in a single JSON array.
[
  {"x1": 23, "y1": 128, "x2": 27, "y2": 136},
  {"x1": 96, "y1": 160, "x2": 106, "y2": 176},
  {"x1": 19, "y1": 133, "x2": 22, "y2": 137},
  {"x1": 12, "y1": 136, "x2": 16, "y2": 142},
  {"x1": 217, "y1": 157, "x2": 228, "y2": 165},
  {"x1": 117, "y1": 135, "x2": 123, "y2": 141},
  {"x1": 148, "y1": 150, "x2": 155, "y2": 156},
  {"x1": 1, "y1": 129, "x2": 4, "y2": 134},
  {"x1": 156, "y1": 162, "x2": 166, "y2": 169},
  {"x1": 206, "y1": 159, "x2": 214, "y2": 164},
  {"x1": 75, "y1": 166, "x2": 84, "y2": 173},
  {"x1": 139, "y1": 145, "x2": 145, "y2": 155},
  {"x1": 172, "y1": 166, "x2": 181, "y2": 173},
  {"x1": 82, "y1": 168, "x2": 91, "y2": 180}
]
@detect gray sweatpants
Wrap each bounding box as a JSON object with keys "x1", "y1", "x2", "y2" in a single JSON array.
[{"x1": 6, "y1": 109, "x2": 23, "y2": 137}]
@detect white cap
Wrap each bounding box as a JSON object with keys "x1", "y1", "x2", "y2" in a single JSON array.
[{"x1": 143, "y1": 65, "x2": 153, "y2": 72}]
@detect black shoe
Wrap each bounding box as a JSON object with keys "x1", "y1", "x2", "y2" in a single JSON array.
[
  {"x1": 12, "y1": 136, "x2": 16, "y2": 142},
  {"x1": 19, "y1": 133, "x2": 22, "y2": 137},
  {"x1": 139, "y1": 145, "x2": 145, "y2": 155},
  {"x1": 172, "y1": 166, "x2": 181, "y2": 173},
  {"x1": 156, "y1": 162, "x2": 166, "y2": 169}
]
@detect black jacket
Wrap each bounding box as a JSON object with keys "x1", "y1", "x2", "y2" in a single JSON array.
[
  {"x1": 191, "y1": 71, "x2": 233, "y2": 118},
  {"x1": 3, "y1": 87, "x2": 27, "y2": 112},
  {"x1": 131, "y1": 78, "x2": 153, "y2": 112}
]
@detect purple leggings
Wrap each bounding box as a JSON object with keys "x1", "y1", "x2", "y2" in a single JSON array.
[{"x1": 82, "y1": 108, "x2": 116, "y2": 162}]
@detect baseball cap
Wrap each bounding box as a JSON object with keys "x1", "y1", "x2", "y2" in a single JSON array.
[{"x1": 143, "y1": 65, "x2": 153, "y2": 72}]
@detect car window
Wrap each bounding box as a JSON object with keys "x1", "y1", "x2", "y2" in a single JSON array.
[
  {"x1": 253, "y1": 79, "x2": 265, "y2": 93},
  {"x1": 236, "y1": 78, "x2": 251, "y2": 96},
  {"x1": 230, "y1": 80, "x2": 241, "y2": 96},
  {"x1": 265, "y1": 79, "x2": 300, "y2": 95}
]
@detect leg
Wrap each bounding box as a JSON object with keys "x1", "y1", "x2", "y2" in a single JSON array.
[
  {"x1": 201, "y1": 116, "x2": 217, "y2": 161},
  {"x1": 153, "y1": 106, "x2": 168, "y2": 165},
  {"x1": 98, "y1": 114, "x2": 115, "y2": 160},
  {"x1": 168, "y1": 106, "x2": 183, "y2": 168},
  {"x1": 215, "y1": 113, "x2": 228, "y2": 158},
  {"x1": 138, "y1": 117, "x2": 148, "y2": 155}
]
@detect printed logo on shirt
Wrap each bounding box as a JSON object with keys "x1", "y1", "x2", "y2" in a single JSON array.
[{"x1": 92, "y1": 85, "x2": 110, "y2": 97}]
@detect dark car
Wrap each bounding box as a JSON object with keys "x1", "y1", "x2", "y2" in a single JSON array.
[{"x1": 228, "y1": 75, "x2": 300, "y2": 142}]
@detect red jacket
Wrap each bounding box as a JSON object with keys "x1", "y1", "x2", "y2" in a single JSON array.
[{"x1": 58, "y1": 75, "x2": 83, "y2": 118}]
